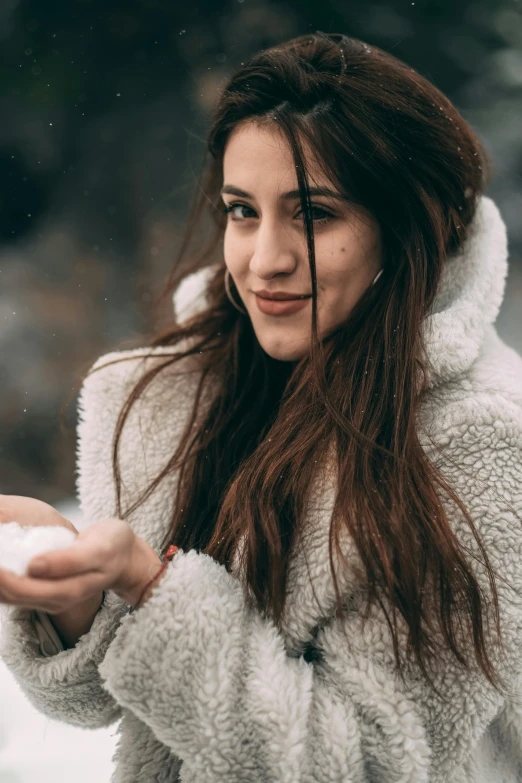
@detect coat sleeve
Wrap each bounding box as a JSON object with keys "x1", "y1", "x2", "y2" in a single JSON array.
[
  {"x1": 0, "y1": 351, "x2": 135, "y2": 729},
  {"x1": 97, "y1": 400, "x2": 522, "y2": 782}
]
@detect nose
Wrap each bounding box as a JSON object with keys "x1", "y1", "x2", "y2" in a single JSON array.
[{"x1": 248, "y1": 215, "x2": 300, "y2": 280}]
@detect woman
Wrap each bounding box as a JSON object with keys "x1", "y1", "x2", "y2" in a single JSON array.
[{"x1": 1, "y1": 31, "x2": 522, "y2": 782}]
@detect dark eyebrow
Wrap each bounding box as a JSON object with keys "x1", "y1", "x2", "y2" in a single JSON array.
[{"x1": 220, "y1": 185, "x2": 343, "y2": 201}]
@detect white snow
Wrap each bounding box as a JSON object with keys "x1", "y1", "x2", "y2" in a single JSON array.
[
  {"x1": 0, "y1": 499, "x2": 118, "y2": 782},
  {"x1": 0, "y1": 523, "x2": 77, "y2": 577}
]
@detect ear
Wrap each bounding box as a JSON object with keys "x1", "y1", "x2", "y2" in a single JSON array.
[{"x1": 172, "y1": 266, "x2": 216, "y2": 323}]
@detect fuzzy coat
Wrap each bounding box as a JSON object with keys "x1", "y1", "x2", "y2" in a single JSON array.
[{"x1": 1, "y1": 195, "x2": 522, "y2": 782}]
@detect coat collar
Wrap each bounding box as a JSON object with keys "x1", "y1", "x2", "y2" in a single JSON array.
[
  {"x1": 173, "y1": 196, "x2": 509, "y2": 390},
  {"x1": 422, "y1": 196, "x2": 508, "y2": 388}
]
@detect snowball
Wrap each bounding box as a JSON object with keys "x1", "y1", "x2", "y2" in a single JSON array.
[{"x1": 0, "y1": 521, "x2": 77, "y2": 577}]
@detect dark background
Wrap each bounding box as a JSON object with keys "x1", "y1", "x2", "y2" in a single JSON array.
[{"x1": 2, "y1": 0, "x2": 521, "y2": 506}]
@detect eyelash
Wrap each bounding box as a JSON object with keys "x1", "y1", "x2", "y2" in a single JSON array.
[{"x1": 222, "y1": 202, "x2": 334, "y2": 226}]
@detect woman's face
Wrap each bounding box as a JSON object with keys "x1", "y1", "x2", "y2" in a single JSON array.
[{"x1": 222, "y1": 121, "x2": 382, "y2": 362}]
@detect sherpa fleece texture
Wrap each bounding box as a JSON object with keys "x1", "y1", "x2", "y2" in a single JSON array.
[{"x1": 1, "y1": 195, "x2": 522, "y2": 782}]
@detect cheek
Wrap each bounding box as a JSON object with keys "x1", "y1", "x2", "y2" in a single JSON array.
[
  {"x1": 315, "y1": 242, "x2": 368, "y2": 321},
  {"x1": 318, "y1": 227, "x2": 374, "y2": 283},
  {"x1": 315, "y1": 243, "x2": 352, "y2": 292},
  {"x1": 223, "y1": 229, "x2": 246, "y2": 262},
  {"x1": 223, "y1": 232, "x2": 251, "y2": 288},
  {"x1": 223, "y1": 230, "x2": 233, "y2": 262}
]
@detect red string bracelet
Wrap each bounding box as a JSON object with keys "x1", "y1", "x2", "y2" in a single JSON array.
[{"x1": 129, "y1": 544, "x2": 180, "y2": 614}]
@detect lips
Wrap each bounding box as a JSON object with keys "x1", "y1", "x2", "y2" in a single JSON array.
[
  {"x1": 254, "y1": 294, "x2": 312, "y2": 316},
  {"x1": 254, "y1": 291, "x2": 312, "y2": 300}
]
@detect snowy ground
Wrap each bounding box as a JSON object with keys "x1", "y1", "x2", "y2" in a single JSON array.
[{"x1": 0, "y1": 499, "x2": 118, "y2": 782}]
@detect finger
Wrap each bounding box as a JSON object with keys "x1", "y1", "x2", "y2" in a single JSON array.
[
  {"x1": 0, "y1": 566, "x2": 104, "y2": 613},
  {"x1": 0, "y1": 494, "x2": 29, "y2": 523},
  {"x1": 27, "y1": 540, "x2": 100, "y2": 579},
  {"x1": 0, "y1": 505, "x2": 15, "y2": 525}
]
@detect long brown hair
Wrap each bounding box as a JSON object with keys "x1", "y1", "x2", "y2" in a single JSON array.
[{"x1": 84, "y1": 33, "x2": 518, "y2": 702}]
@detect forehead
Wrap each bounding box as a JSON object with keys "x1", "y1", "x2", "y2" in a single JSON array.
[{"x1": 223, "y1": 120, "x2": 325, "y2": 184}]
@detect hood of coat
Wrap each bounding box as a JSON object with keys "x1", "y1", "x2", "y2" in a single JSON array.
[
  {"x1": 172, "y1": 195, "x2": 508, "y2": 389},
  {"x1": 422, "y1": 195, "x2": 508, "y2": 388}
]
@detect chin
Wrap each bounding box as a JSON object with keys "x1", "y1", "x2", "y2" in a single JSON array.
[{"x1": 257, "y1": 337, "x2": 308, "y2": 363}]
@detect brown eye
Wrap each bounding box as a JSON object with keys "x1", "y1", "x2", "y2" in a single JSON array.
[
  {"x1": 222, "y1": 202, "x2": 334, "y2": 226},
  {"x1": 222, "y1": 203, "x2": 256, "y2": 221},
  {"x1": 297, "y1": 206, "x2": 334, "y2": 225}
]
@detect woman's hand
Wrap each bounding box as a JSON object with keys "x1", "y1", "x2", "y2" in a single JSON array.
[
  {"x1": 0, "y1": 515, "x2": 142, "y2": 615},
  {"x1": 0, "y1": 494, "x2": 79, "y2": 534}
]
